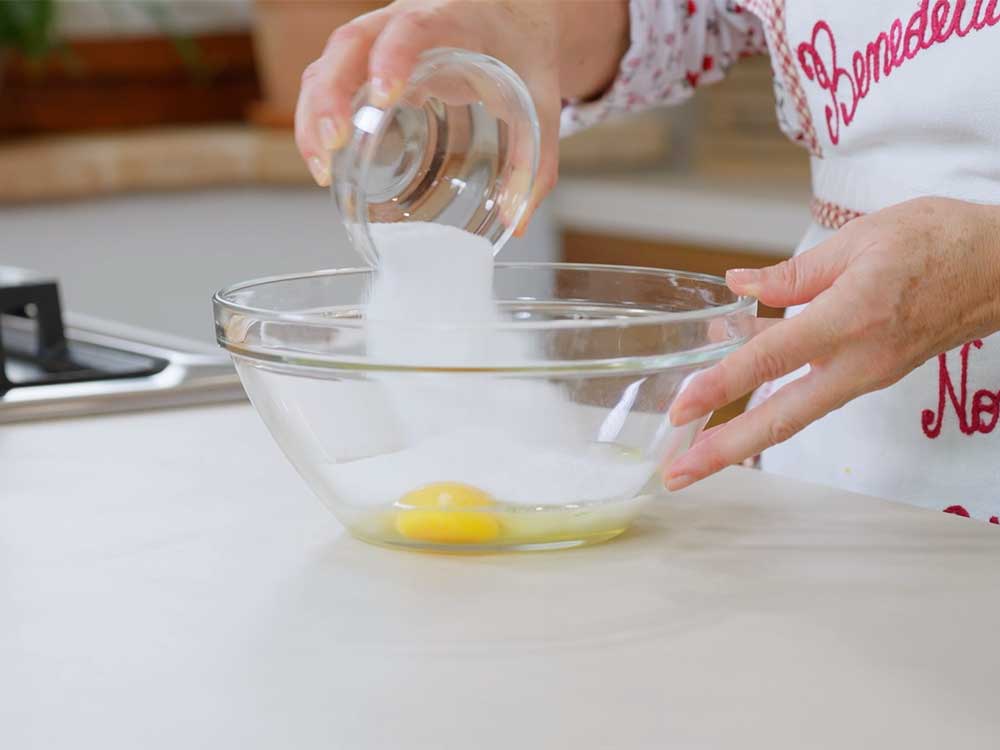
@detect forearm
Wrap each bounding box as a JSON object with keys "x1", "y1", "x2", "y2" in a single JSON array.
[
  {"x1": 555, "y1": 1, "x2": 630, "y2": 100},
  {"x1": 969, "y1": 202, "x2": 1000, "y2": 337}
]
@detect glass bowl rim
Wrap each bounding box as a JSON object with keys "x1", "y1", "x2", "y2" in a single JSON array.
[
  {"x1": 213, "y1": 261, "x2": 755, "y2": 333},
  {"x1": 213, "y1": 262, "x2": 757, "y2": 373}
]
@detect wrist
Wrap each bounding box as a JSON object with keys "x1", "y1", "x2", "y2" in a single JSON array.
[
  {"x1": 556, "y1": 1, "x2": 630, "y2": 100},
  {"x1": 965, "y1": 201, "x2": 1000, "y2": 335},
  {"x1": 982, "y1": 205, "x2": 1000, "y2": 332}
]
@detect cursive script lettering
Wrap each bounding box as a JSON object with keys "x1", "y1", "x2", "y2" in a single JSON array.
[
  {"x1": 797, "y1": 1, "x2": 1000, "y2": 144},
  {"x1": 921, "y1": 340, "x2": 1000, "y2": 438}
]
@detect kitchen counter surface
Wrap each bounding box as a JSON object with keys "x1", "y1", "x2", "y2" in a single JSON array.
[
  {"x1": 3, "y1": 403, "x2": 998, "y2": 748},
  {"x1": 553, "y1": 171, "x2": 809, "y2": 255},
  {"x1": 0, "y1": 127, "x2": 309, "y2": 203},
  {"x1": 0, "y1": 126, "x2": 807, "y2": 254}
]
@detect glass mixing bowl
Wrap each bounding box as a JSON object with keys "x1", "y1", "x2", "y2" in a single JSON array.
[{"x1": 214, "y1": 263, "x2": 756, "y2": 552}]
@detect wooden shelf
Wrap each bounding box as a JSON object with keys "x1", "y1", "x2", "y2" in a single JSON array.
[{"x1": 0, "y1": 33, "x2": 259, "y2": 135}]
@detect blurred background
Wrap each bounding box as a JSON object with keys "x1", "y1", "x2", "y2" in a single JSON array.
[{"x1": 0, "y1": 0, "x2": 812, "y2": 422}]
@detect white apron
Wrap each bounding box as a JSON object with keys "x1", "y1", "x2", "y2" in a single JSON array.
[{"x1": 746, "y1": 0, "x2": 1000, "y2": 521}]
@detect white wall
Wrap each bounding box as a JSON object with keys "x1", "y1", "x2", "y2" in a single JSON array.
[{"x1": 0, "y1": 187, "x2": 559, "y2": 343}]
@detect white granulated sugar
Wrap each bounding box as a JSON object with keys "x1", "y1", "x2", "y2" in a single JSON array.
[
  {"x1": 325, "y1": 429, "x2": 655, "y2": 508},
  {"x1": 343, "y1": 222, "x2": 651, "y2": 506},
  {"x1": 366, "y1": 222, "x2": 502, "y2": 366}
]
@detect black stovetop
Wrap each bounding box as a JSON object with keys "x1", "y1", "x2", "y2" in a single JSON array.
[{"x1": 0, "y1": 270, "x2": 166, "y2": 397}]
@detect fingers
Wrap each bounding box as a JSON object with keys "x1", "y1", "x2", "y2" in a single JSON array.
[
  {"x1": 369, "y1": 8, "x2": 476, "y2": 107},
  {"x1": 664, "y1": 367, "x2": 847, "y2": 490},
  {"x1": 726, "y1": 236, "x2": 851, "y2": 308},
  {"x1": 294, "y1": 1, "x2": 566, "y2": 230},
  {"x1": 514, "y1": 78, "x2": 561, "y2": 236},
  {"x1": 707, "y1": 315, "x2": 779, "y2": 345},
  {"x1": 668, "y1": 303, "x2": 837, "y2": 427},
  {"x1": 692, "y1": 422, "x2": 725, "y2": 446},
  {"x1": 296, "y1": 15, "x2": 386, "y2": 186}
]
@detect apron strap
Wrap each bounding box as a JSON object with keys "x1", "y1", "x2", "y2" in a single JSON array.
[{"x1": 811, "y1": 197, "x2": 864, "y2": 230}]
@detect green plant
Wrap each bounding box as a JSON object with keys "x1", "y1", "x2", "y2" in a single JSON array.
[
  {"x1": 0, "y1": 0, "x2": 201, "y2": 72},
  {"x1": 96, "y1": 0, "x2": 204, "y2": 74},
  {"x1": 0, "y1": 0, "x2": 60, "y2": 59}
]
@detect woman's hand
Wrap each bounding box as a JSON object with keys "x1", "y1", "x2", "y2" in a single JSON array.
[
  {"x1": 295, "y1": 0, "x2": 629, "y2": 229},
  {"x1": 665, "y1": 196, "x2": 1000, "y2": 490}
]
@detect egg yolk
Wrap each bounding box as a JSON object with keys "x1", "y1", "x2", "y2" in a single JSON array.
[{"x1": 395, "y1": 482, "x2": 500, "y2": 544}]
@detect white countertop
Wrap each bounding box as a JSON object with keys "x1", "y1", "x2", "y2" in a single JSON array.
[
  {"x1": 553, "y1": 172, "x2": 810, "y2": 256},
  {"x1": 4, "y1": 403, "x2": 998, "y2": 749},
  {"x1": 0, "y1": 126, "x2": 807, "y2": 257}
]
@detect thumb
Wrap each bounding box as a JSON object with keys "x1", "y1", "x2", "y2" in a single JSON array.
[
  {"x1": 514, "y1": 76, "x2": 561, "y2": 237},
  {"x1": 726, "y1": 239, "x2": 849, "y2": 308}
]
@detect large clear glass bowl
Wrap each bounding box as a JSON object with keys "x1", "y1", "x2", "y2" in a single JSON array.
[{"x1": 214, "y1": 263, "x2": 756, "y2": 552}]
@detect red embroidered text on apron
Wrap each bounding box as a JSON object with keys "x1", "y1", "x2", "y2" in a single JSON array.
[
  {"x1": 753, "y1": 0, "x2": 1000, "y2": 521},
  {"x1": 796, "y1": 0, "x2": 1000, "y2": 144},
  {"x1": 921, "y1": 340, "x2": 1000, "y2": 438}
]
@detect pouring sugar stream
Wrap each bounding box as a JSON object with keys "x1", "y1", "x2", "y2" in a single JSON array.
[{"x1": 337, "y1": 222, "x2": 659, "y2": 546}]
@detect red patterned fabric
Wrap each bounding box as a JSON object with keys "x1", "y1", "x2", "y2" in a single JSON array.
[
  {"x1": 944, "y1": 507, "x2": 1000, "y2": 527},
  {"x1": 810, "y1": 196, "x2": 865, "y2": 230},
  {"x1": 743, "y1": 0, "x2": 821, "y2": 155},
  {"x1": 560, "y1": 0, "x2": 823, "y2": 160},
  {"x1": 943, "y1": 505, "x2": 971, "y2": 518},
  {"x1": 560, "y1": 0, "x2": 768, "y2": 135}
]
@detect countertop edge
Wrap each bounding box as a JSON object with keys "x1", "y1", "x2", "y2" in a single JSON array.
[{"x1": 1, "y1": 126, "x2": 808, "y2": 255}]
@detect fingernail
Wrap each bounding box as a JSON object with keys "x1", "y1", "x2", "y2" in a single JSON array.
[
  {"x1": 318, "y1": 117, "x2": 347, "y2": 151},
  {"x1": 504, "y1": 167, "x2": 534, "y2": 230},
  {"x1": 665, "y1": 474, "x2": 695, "y2": 492},
  {"x1": 308, "y1": 156, "x2": 330, "y2": 187},
  {"x1": 726, "y1": 268, "x2": 761, "y2": 293},
  {"x1": 515, "y1": 193, "x2": 539, "y2": 235},
  {"x1": 370, "y1": 76, "x2": 403, "y2": 108},
  {"x1": 670, "y1": 404, "x2": 693, "y2": 427},
  {"x1": 670, "y1": 394, "x2": 706, "y2": 426}
]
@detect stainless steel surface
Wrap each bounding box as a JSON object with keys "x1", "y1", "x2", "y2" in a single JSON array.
[
  {"x1": 0, "y1": 313, "x2": 245, "y2": 423},
  {"x1": 0, "y1": 265, "x2": 48, "y2": 285}
]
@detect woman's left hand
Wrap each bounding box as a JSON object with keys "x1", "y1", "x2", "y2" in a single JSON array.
[{"x1": 665, "y1": 196, "x2": 1000, "y2": 491}]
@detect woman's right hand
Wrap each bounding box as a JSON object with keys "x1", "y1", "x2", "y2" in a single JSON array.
[{"x1": 295, "y1": 0, "x2": 628, "y2": 231}]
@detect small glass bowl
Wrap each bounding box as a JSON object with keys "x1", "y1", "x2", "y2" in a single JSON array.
[
  {"x1": 214, "y1": 263, "x2": 756, "y2": 553},
  {"x1": 332, "y1": 48, "x2": 539, "y2": 265}
]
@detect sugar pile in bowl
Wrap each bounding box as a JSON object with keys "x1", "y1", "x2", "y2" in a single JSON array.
[{"x1": 322, "y1": 222, "x2": 658, "y2": 542}]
